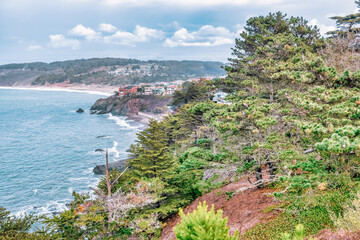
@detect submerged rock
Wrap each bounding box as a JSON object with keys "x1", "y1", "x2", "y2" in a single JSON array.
[
  {"x1": 96, "y1": 135, "x2": 107, "y2": 138},
  {"x1": 93, "y1": 159, "x2": 128, "y2": 175},
  {"x1": 95, "y1": 149, "x2": 104, "y2": 152},
  {"x1": 76, "y1": 108, "x2": 84, "y2": 113}
]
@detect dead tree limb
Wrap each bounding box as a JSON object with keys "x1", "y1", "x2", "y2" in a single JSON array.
[
  {"x1": 235, "y1": 177, "x2": 279, "y2": 194},
  {"x1": 303, "y1": 148, "x2": 315, "y2": 154},
  {"x1": 110, "y1": 166, "x2": 129, "y2": 187},
  {"x1": 105, "y1": 149, "x2": 111, "y2": 198}
]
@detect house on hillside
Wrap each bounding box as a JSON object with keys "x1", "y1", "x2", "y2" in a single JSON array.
[
  {"x1": 154, "y1": 86, "x2": 165, "y2": 95},
  {"x1": 144, "y1": 86, "x2": 155, "y2": 95},
  {"x1": 164, "y1": 85, "x2": 180, "y2": 95},
  {"x1": 119, "y1": 86, "x2": 139, "y2": 97}
]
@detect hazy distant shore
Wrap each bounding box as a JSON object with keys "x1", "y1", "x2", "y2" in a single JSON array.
[{"x1": 0, "y1": 84, "x2": 117, "y2": 96}]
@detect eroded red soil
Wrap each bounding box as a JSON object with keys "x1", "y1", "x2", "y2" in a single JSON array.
[{"x1": 161, "y1": 174, "x2": 278, "y2": 240}]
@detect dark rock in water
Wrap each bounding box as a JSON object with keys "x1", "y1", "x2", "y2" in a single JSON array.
[
  {"x1": 95, "y1": 149, "x2": 104, "y2": 152},
  {"x1": 76, "y1": 108, "x2": 84, "y2": 113},
  {"x1": 96, "y1": 135, "x2": 107, "y2": 138},
  {"x1": 90, "y1": 110, "x2": 99, "y2": 114},
  {"x1": 93, "y1": 159, "x2": 127, "y2": 175}
]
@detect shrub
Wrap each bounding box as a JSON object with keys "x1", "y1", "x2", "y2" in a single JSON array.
[
  {"x1": 174, "y1": 201, "x2": 239, "y2": 240},
  {"x1": 281, "y1": 224, "x2": 317, "y2": 240},
  {"x1": 332, "y1": 191, "x2": 360, "y2": 231}
]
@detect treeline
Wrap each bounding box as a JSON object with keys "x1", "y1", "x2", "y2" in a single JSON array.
[
  {"x1": 2, "y1": 2, "x2": 360, "y2": 239},
  {"x1": 0, "y1": 58, "x2": 224, "y2": 86}
]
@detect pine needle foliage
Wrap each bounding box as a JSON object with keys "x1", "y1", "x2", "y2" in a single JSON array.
[
  {"x1": 281, "y1": 224, "x2": 317, "y2": 240},
  {"x1": 174, "y1": 201, "x2": 239, "y2": 240},
  {"x1": 129, "y1": 119, "x2": 174, "y2": 180}
]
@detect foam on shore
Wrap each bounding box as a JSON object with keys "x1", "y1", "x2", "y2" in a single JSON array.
[{"x1": 0, "y1": 86, "x2": 112, "y2": 96}]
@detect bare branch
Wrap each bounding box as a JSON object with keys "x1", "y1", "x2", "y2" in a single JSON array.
[
  {"x1": 105, "y1": 149, "x2": 111, "y2": 198},
  {"x1": 110, "y1": 166, "x2": 129, "y2": 187},
  {"x1": 303, "y1": 148, "x2": 315, "y2": 154}
]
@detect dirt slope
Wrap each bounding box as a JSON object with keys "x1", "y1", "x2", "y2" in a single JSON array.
[
  {"x1": 314, "y1": 229, "x2": 360, "y2": 240},
  {"x1": 161, "y1": 173, "x2": 278, "y2": 240}
]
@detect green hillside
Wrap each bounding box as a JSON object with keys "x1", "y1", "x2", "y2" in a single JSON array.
[
  {"x1": 2, "y1": 4, "x2": 360, "y2": 240},
  {"x1": 0, "y1": 58, "x2": 224, "y2": 86}
]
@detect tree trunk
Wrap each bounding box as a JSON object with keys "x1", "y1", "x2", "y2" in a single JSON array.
[
  {"x1": 255, "y1": 166, "x2": 263, "y2": 188},
  {"x1": 269, "y1": 80, "x2": 274, "y2": 102},
  {"x1": 268, "y1": 162, "x2": 276, "y2": 179},
  {"x1": 212, "y1": 142, "x2": 217, "y2": 155},
  {"x1": 105, "y1": 149, "x2": 111, "y2": 198}
]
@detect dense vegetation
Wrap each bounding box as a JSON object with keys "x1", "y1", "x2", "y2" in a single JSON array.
[
  {"x1": 2, "y1": 3, "x2": 360, "y2": 239},
  {"x1": 0, "y1": 58, "x2": 224, "y2": 86}
]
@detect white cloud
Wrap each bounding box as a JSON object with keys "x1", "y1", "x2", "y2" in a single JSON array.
[
  {"x1": 164, "y1": 25, "x2": 237, "y2": 47},
  {"x1": 104, "y1": 25, "x2": 164, "y2": 46},
  {"x1": 309, "y1": 19, "x2": 336, "y2": 35},
  {"x1": 27, "y1": 45, "x2": 43, "y2": 51},
  {"x1": 99, "y1": 23, "x2": 117, "y2": 33},
  {"x1": 47, "y1": 34, "x2": 80, "y2": 49},
  {"x1": 101, "y1": 0, "x2": 286, "y2": 7},
  {"x1": 68, "y1": 24, "x2": 101, "y2": 40}
]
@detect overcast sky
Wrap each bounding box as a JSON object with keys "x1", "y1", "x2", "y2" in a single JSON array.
[{"x1": 0, "y1": 0, "x2": 358, "y2": 64}]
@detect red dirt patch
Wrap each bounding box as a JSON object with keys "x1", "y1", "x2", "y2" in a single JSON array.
[
  {"x1": 161, "y1": 173, "x2": 278, "y2": 240},
  {"x1": 314, "y1": 229, "x2": 360, "y2": 240}
]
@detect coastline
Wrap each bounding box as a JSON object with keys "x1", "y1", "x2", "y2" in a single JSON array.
[
  {"x1": 0, "y1": 84, "x2": 117, "y2": 97},
  {"x1": 1, "y1": 84, "x2": 170, "y2": 125}
]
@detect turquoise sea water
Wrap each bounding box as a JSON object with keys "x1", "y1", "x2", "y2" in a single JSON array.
[{"x1": 0, "y1": 88, "x2": 140, "y2": 216}]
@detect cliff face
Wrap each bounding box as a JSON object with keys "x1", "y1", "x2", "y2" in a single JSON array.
[{"x1": 90, "y1": 94, "x2": 172, "y2": 121}]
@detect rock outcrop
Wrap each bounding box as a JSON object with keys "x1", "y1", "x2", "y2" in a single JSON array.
[
  {"x1": 76, "y1": 108, "x2": 84, "y2": 113},
  {"x1": 93, "y1": 159, "x2": 128, "y2": 175},
  {"x1": 90, "y1": 94, "x2": 172, "y2": 122}
]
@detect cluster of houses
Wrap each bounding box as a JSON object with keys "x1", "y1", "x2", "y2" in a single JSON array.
[
  {"x1": 118, "y1": 81, "x2": 184, "y2": 97},
  {"x1": 117, "y1": 78, "x2": 230, "y2": 104}
]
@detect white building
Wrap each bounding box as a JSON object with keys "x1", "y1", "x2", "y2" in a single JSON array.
[
  {"x1": 144, "y1": 86, "x2": 155, "y2": 95},
  {"x1": 165, "y1": 85, "x2": 179, "y2": 95}
]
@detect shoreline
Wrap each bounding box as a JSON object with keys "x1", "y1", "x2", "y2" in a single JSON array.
[
  {"x1": 0, "y1": 84, "x2": 117, "y2": 96},
  {"x1": 1, "y1": 84, "x2": 169, "y2": 125}
]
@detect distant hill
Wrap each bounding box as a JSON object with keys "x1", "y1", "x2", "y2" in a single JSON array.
[{"x1": 0, "y1": 58, "x2": 225, "y2": 86}]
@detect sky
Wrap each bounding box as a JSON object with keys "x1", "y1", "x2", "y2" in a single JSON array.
[{"x1": 0, "y1": 0, "x2": 358, "y2": 65}]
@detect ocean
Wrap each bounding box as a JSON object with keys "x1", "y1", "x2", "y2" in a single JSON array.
[{"x1": 0, "y1": 88, "x2": 141, "y2": 216}]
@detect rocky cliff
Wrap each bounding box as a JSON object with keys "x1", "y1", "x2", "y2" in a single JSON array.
[{"x1": 90, "y1": 94, "x2": 172, "y2": 123}]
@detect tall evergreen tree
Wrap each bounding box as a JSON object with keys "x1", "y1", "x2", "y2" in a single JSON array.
[
  {"x1": 227, "y1": 12, "x2": 324, "y2": 100},
  {"x1": 328, "y1": 1, "x2": 360, "y2": 37},
  {"x1": 128, "y1": 119, "x2": 174, "y2": 180}
]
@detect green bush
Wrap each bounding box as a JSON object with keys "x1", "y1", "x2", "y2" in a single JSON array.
[
  {"x1": 281, "y1": 224, "x2": 317, "y2": 240},
  {"x1": 174, "y1": 201, "x2": 239, "y2": 240}
]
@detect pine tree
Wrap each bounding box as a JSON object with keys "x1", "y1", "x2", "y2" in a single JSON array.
[
  {"x1": 128, "y1": 119, "x2": 174, "y2": 180},
  {"x1": 328, "y1": 1, "x2": 360, "y2": 37},
  {"x1": 174, "y1": 202, "x2": 239, "y2": 240},
  {"x1": 227, "y1": 12, "x2": 324, "y2": 101}
]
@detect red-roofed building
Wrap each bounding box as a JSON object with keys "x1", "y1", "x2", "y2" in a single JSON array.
[{"x1": 119, "y1": 86, "x2": 139, "y2": 97}]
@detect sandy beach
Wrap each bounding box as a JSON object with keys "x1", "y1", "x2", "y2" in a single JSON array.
[{"x1": 0, "y1": 83, "x2": 119, "y2": 96}]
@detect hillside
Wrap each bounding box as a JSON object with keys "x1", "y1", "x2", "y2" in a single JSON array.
[
  {"x1": 0, "y1": 58, "x2": 225, "y2": 86},
  {"x1": 3, "y1": 9, "x2": 360, "y2": 240}
]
